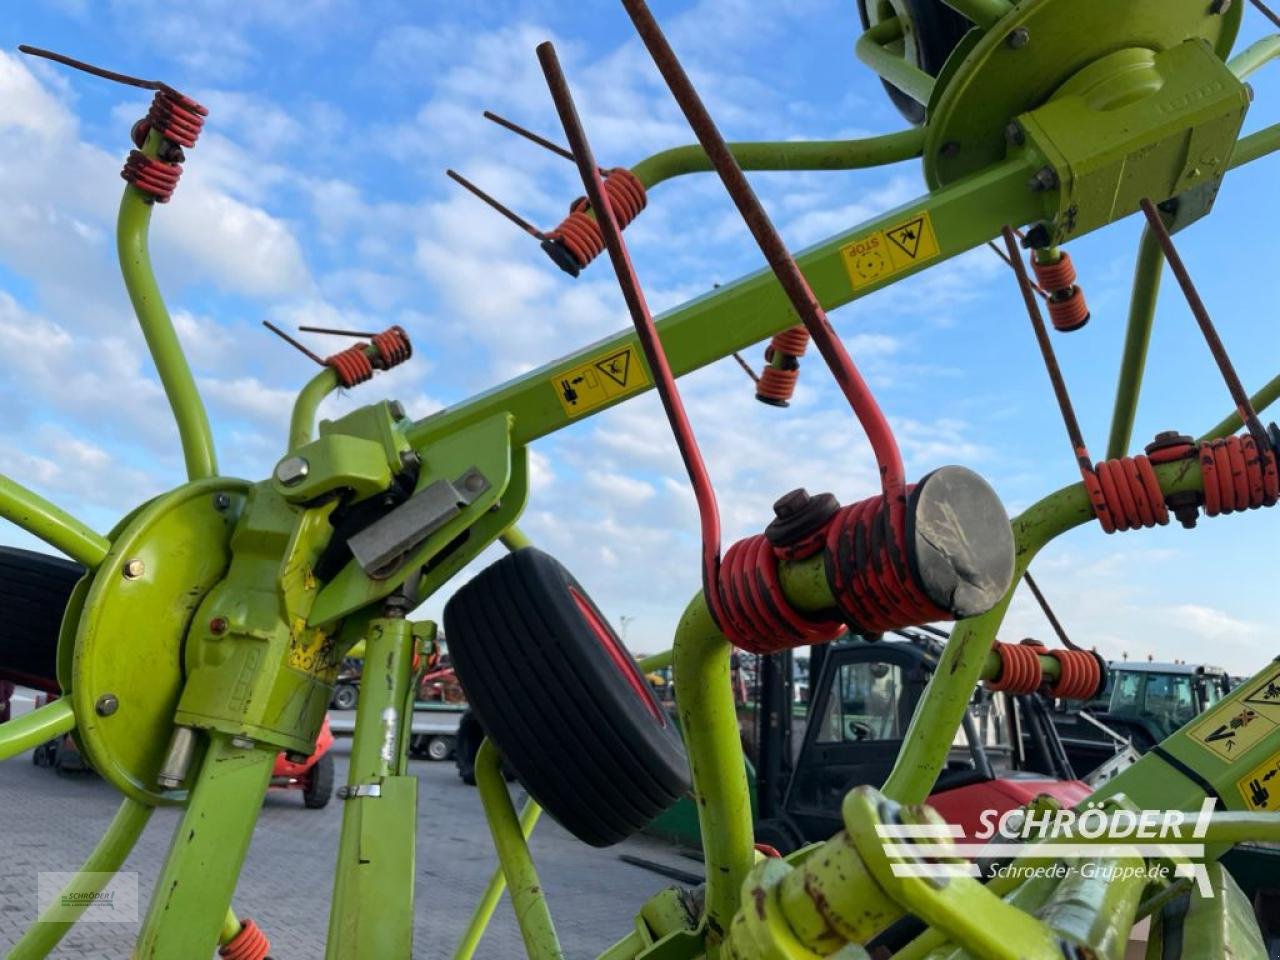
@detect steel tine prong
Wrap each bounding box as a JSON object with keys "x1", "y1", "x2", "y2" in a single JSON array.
[
  {"x1": 445, "y1": 169, "x2": 546, "y2": 240},
  {"x1": 262, "y1": 320, "x2": 326, "y2": 366}
]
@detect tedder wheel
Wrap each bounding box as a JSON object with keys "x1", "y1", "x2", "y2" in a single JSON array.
[
  {"x1": 303, "y1": 753, "x2": 335, "y2": 809},
  {"x1": 855, "y1": 0, "x2": 971, "y2": 125},
  {"x1": 754, "y1": 817, "x2": 806, "y2": 857},
  {"x1": 0, "y1": 547, "x2": 84, "y2": 693},
  {"x1": 444, "y1": 547, "x2": 690, "y2": 847},
  {"x1": 331, "y1": 683, "x2": 359, "y2": 711}
]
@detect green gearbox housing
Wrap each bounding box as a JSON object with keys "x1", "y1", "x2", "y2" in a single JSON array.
[{"x1": 1015, "y1": 39, "x2": 1250, "y2": 242}]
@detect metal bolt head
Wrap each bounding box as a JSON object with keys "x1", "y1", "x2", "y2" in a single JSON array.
[
  {"x1": 464, "y1": 472, "x2": 486, "y2": 493},
  {"x1": 209, "y1": 616, "x2": 229, "y2": 635},
  {"x1": 274, "y1": 456, "x2": 310, "y2": 486},
  {"x1": 388, "y1": 400, "x2": 406, "y2": 420},
  {"x1": 772, "y1": 488, "x2": 811, "y2": 519},
  {"x1": 95, "y1": 694, "x2": 119, "y2": 717},
  {"x1": 1021, "y1": 223, "x2": 1052, "y2": 249},
  {"x1": 1027, "y1": 166, "x2": 1059, "y2": 192},
  {"x1": 122, "y1": 558, "x2": 145, "y2": 580},
  {"x1": 212, "y1": 492, "x2": 231, "y2": 511},
  {"x1": 1004, "y1": 121, "x2": 1025, "y2": 147},
  {"x1": 1006, "y1": 27, "x2": 1030, "y2": 49},
  {"x1": 230, "y1": 736, "x2": 256, "y2": 750}
]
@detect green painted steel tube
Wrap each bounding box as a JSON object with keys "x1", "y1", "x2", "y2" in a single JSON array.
[
  {"x1": 290, "y1": 368, "x2": 339, "y2": 451},
  {"x1": 672, "y1": 593, "x2": 754, "y2": 957},
  {"x1": 881, "y1": 457, "x2": 1207, "y2": 805},
  {"x1": 475, "y1": 739, "x2": 564, "y2": 960},
  {"x1": 1203, "y1": 372, "x2": 1280, "y2": 440},
  {"x1": 0, "y1": 476, "x2": 108, "y2": 569},
  {"x1": 406, "y1": 157, "x2": 1038, "y2": 453},
  {"x1": 1038, "y1": 854, "x2": 1146, "y2": 960},
  {"x1": 5, "y1": 796, "x2": 152, "y2": 960},
  {"x1": 1229, "y1": 33, "x2": 1280, "y2": 79},
  {"x1": 881, "y1": 383, "x2": 1280, "y2": 806},
  {"x1": 638, "y1": 648, "x2": 673, "y2": 673},
  {"x1": 630, "y1": 127, "x2": 924, "y2": 189},
  {"x1": 453, "y1": 789, "x2": 543, "y2": 960},
  {"x1": 0, "y1": 699, "x2": 75, "y2": 762},
  {"x1": 498, "y1": 525, "x2": 534, "y2": 551},
  {"x1": 117, "y1": 178, "x2": 217, "y2": 481},
  {"x1": 1105, "y1": 225, "x2": 1165, "y2": 460},
  {"x1": 855, "y1": 18, "x2": 936, "y2": 108},
  {"x1": 941, "y1": 0, "x2": 1014, "y2": 29},
  {"x1": 219, "y1": 909, "x2": 241, "y2": 946},
  {"x1": 326, "y1": 617, "x2": 417, "y2": 957},
  {"x1": 133, "y1": 734, "x2": 275, "y2": 958},
  {"x1": 1232, "y1": 120, "x2": 1280, "y2": 167}
]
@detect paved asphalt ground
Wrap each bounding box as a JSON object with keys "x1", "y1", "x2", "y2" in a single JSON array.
[{"x1": 0, "y1": 736, "x2": 694, "y2": 958}]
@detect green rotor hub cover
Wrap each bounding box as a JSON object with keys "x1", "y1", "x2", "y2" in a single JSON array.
[
  {"x1": 922, "y1": 0, "x2": 1242, "y2": 188},
  {"x1": 66, "y1": 478, "x2": 249, "y2": 806}
]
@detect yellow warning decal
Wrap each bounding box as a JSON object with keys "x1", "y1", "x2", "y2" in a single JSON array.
[
  {"x1": 1188, "y1": 700, "x2": 1275, "y2": 760},
  {"x1": 288, "y1": 617, "x2": 340, "y2": 682},
  {"x1": 553, "y1": 344, "x2": 650, "y2": 418},
  {"x1": 1240, "y1": 669, "x2": 1280, "y2": 723},
  {"x1": 1238, "y1": 747, "x2": 1280, "y2": 811},
  {"x1": 840, "y1": 211, "x2": 941, "y2": 291}
]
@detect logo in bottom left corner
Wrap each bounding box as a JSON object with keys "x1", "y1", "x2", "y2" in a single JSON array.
[{"x1": 37, "y1": 871, "x2": 139, "y2": 923}]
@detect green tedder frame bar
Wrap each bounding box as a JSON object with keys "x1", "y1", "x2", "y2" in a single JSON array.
[{"x1": 3, "y1": 0, "x2": 1280, "y2": 957}]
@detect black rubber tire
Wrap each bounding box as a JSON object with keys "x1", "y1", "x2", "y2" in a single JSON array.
[
  {"x1": 303, "y1": 752, "x2": 335, "y2": 809},
  {"x1": 331, "y1": 683, "x2": 358, "y2": 710},
  {"x1": 755, "y1": 817, "x2": 805, "y2": 856},
  {"x1": 0, "y1": 547, "x2": 83, "y2": 693},
  {"x1": 444, "y1": 547, "x2": 690, "y2": 847},
  {"x1": 856, "y1": 0, "x2": 971, "y2": 125}
]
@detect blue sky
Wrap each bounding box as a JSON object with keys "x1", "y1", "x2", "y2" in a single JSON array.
[{"x1": 1, "y1": 1, "x2": 1279, "y2": 674}]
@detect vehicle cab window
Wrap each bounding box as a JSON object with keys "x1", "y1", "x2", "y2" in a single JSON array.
[{"x1": 816, "y1": 661, "x2": 904, "y2": 742}]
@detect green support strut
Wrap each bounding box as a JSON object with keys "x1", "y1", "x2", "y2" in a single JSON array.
[
  {"x1": 133, "y1": 733, "x2": 275, "y2": 959},
  {"x1": 474, "y1": 738, "x2": 564, "y2": 960},
  {"x1": 116, "y1": 137, "x2": 218, "y2": 482},
  {"x1": 6, "y1": 798, "x2": 152, "y2": 960},
  {"x1": 325, "y1": 615, "x2": 419, "y2": 959}
]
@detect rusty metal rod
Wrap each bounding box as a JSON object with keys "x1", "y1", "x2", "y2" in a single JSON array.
[
  {"x1": 1250, "y1": 0, "x2": 1280, "y2": 30},
  {"x1": 445, "y1": 169, "x2": 546, "y2": 240},
  {"x1": 620, "y1": 0, "x2": 909, "y2": 507},
  {"x1": 262, "y1": 321, "x2": 326, "y2": 366},
  {"x1": 987, "y1": 241, "x2": 1048, "y2": 301},
  {"x1": 1001, "y1": 226, "x2": 1094, "y2": 472},
  {"x1": 732, "y1": 351, "x2": 760, "y2": 384},
  {"x1": 534, "y1": 40, "x2": 726, "y2": 618},
  {"x1": 18, "y1": 44, "x2": 166, "y2": 91},
  {"x1": 482, "y1": 111, "x2": 609, "y2": 175},
  {"x1": 298, "y1": 326, "x2": 378, "y2": 338},
  {"x1": 1022, "y1": 571, "x2": 1077, "y2": 651},
  {"x1": 1138, "y1": 198, "x2": 1269, "y2": 446}
]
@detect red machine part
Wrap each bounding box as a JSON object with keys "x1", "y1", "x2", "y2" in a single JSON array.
[
  {"x1": 927, "y1": 778, "x2": 1092, "y2": 838},
  {"x1": 984, "y1": 641, "x2": 1104, "y2": 701},
  {"x1": 121, "y1": 89, "x2": 208, "y2": 203},
  {"x1": 545, "y1": 168, "x2": 648, "y2": 271},
  {"x1": 1200, "y1": 433, "x2": 1280, "y2": 515},
  {"x1": 324, "y1": 325, "x2": 413, "y2": 388},
  {"x1": 218, "y1": 918, "x2": 270, "y2": 960},
  {"x1": 1029, "y1": 251, "x2": 1089, "y2": 332},
  {"x1": 755, "y1": 326, "x2": 810, "y2": 406}
]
